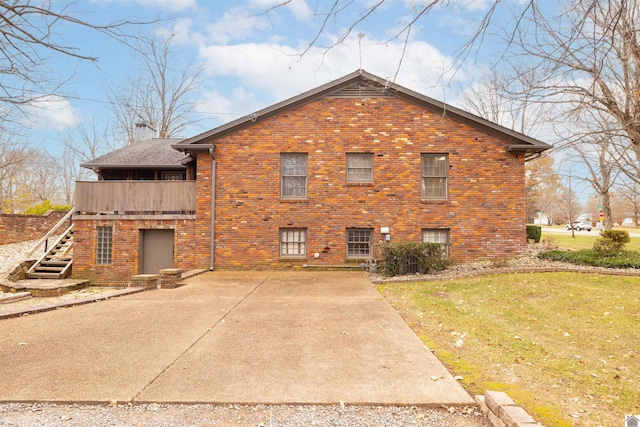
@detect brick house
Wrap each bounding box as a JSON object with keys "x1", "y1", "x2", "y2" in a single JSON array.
[{"x1": 72, "y1": 70, "x2": 550, "y2": 281}]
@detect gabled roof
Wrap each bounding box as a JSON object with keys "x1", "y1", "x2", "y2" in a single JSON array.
[
  {"x1": 173, "y1": 69, "x2": 551, "y2": 157},
  {"x1": 81, "y1": 138, "x2": 189, "y2": 171}
]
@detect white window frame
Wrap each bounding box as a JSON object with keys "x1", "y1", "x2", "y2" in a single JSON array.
[
  {"x1": 346, "y1": 228, "x2": 373, "y2": 259},
  {"x1": 281, "y1": 153, "x2": 308, "y2": 199},
  {"x1": 96, "y1": 226, "x2": 113, "y2": 265},
  {"x1": 280, "y1": 228, "x2": 307, "y2": 258},
  {"x1": 346, "y1": 153, "x2": 374, "y2": 183},
  {"x1": 422, "y1": 228, "x2": 450, "y2": 256},
  {"x1": 421, "y1": 154, "x2": 448, "y2": 200}
]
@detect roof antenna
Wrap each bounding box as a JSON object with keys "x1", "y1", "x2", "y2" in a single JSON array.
[{"x1": 358, "y1": 33, "x2": 365, "y2": 72}]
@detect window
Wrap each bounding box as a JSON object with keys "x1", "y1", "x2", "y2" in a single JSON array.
[
  {"x1": 162, "y1": 171, "x2": 185, "y2": 180},
  {"x1": 346, "y1": 228, "x2": 373, "y2": 258},
  {"x1": 281, "y1": 153, "x2": 307, "y2": 199},
  {"x1": 346, "y1": 153, "x2": 374, "y2": 183},
  {"x1": 280, "y1": 228, "x2": 307, "y2": 257},
  {"x1": 96, "y1": 226, "x2": 113, "y2": 265},
  {"x1": 422, "y1": 228, "x2": 450, "y2": 255},
  {"x1": 421, "y1": 154, "x2": 448, "y2": 200}
]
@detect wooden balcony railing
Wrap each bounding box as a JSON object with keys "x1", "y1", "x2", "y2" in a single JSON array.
[{"x1": 74, "y1": 180, "x2": 196, "y2": 214}]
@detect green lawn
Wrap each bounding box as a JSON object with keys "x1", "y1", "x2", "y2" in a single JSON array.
[
  {"x1": 378, "y1": 273, "x2": 640, "y2": 427},
  {"x1": 540, "y1": 226, "x2": 640, "y2": 251}
]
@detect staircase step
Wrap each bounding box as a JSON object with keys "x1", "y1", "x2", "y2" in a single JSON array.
[
  {"x1": 33, "y1": 267, "x2": 65, "y2": 272},
  {"x1": 41, "y1": 261, "x2": 69, "y2": 267}
]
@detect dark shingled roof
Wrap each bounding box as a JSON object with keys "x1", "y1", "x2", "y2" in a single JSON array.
[{"x1": 81, "y1": 138, "x2": 189, "y2": 170}]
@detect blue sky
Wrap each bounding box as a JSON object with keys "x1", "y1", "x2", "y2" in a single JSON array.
[{"x1": 15, "y1": 0, "x2": 523, "y2": 154}]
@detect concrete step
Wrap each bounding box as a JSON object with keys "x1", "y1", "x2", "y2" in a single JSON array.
[
  {"x1": 12, "y1": 279, "x2": 88, "y2": 297},
  {"x1": 26, "y1": 272, "x2": 70, "y2": 280},
  {"x1": 0, "y1": 291, "x2": 32, "y2": 304}
]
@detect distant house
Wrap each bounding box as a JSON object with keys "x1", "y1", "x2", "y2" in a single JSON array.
[
  {"x1": 626, "y1": 415, "x2": 639, "y2": 427},
  {"x1": 72, "y1": 70, "x2": 551, "y2": 281}
]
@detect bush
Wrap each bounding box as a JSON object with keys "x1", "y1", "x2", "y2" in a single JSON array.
[
  {"x1": 593, "y1": 230, "x2": 630, "y2": 257},
  {"x1": 526, "y1": 225, "x2": 542, "y2": 243},
  {"x1": 378, "y1": 242, "x2": 452, "y2": 277},
  {"x1": 24, "y1": 200, "x2": 72, "y2": 215}
]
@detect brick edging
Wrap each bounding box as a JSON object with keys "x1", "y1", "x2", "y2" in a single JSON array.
[
  {"x1": 369, "y1": 265, "x2": 640, "y2": 284},
  {"x1": 476, "y1": 391, "x2": 541, "y2": 427}
]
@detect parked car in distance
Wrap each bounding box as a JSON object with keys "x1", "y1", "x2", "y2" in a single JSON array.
[{"x1": 565, "y1": 220, "x2": 593, "y2": 231}]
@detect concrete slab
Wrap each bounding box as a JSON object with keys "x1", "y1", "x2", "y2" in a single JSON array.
[{"x1": 0, "y1": 271, "x2": 474, "y2": 407}]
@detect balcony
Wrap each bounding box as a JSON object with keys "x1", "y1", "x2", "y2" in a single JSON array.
[{"x1": 74, "y1": 181, "x2": 196, "y2": 216}]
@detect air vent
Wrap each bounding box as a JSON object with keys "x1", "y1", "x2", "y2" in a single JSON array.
[{"x1": 329, "y1": 82, "x2": 393, "y2": 98}]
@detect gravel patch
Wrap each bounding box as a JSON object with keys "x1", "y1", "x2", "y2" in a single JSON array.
[
  {"x1": 0, "y1": 403, "x2": 491, "y2": 427},
  {"x1": 369, "y1": 244, "x2": 598, "y2": 283},
  {"x1": 0, "y1": 239, "x2": 42, "y2": 272}
]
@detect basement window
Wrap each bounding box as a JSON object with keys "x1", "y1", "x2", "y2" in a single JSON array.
[
  {"x1": 346, "y1": 228, "x2": 373, "y2": 258},
  {"x1": 280, "y1": 228, "x2": 307, "y2": 257},
  {"x1": 422, "y1": 228, "x2": 450, "y2": 256},
  {"x1": 96, "y1": 226, "x2": 113, "y2": 265}
]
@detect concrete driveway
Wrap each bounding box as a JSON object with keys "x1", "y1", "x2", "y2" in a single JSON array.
[{"x1": 0, "y1": 271, "x2": 474, "y2": 406}]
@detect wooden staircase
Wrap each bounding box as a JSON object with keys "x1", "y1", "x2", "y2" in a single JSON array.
[{"x1": 26, "y1": 225, "x2": 74, "y2": 279}]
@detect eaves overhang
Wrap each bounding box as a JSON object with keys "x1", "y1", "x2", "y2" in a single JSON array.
[{"x1": 80, "y1": 163, "x2": 187, "y2": 171}]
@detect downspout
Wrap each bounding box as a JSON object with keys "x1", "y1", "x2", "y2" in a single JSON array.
[{"x1": 209, "y1": 147, "x2": 216, "y2": 271}]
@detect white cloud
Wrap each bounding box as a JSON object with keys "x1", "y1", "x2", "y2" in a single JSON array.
[
  {"x1": 196, "y1": 87, "x2": 262, "y2": 121},
  {"x1": 197, "y1": 33, "x2": 464, "y2": 115},
  {"x1": 206, "y1": 7, "x2": 271, "y2": 44},
  {"x1": 248, "y1": 0, "x2": 313, "y2": 21},
  {"x1": 24, "y1": 96, "x2": 78, "y2": 131},
  {"x1": 155, "y1": 18, "x2": 199, "y2": 46}
]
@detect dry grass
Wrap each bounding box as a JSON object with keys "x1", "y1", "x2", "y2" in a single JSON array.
[{"x1": 378, "y1": 273, "x2": 640, "y2": 427}]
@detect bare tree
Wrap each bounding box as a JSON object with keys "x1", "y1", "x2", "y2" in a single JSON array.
[
  {"x1": 261, "y1": 0, "x2": 518, "y2": 76},
  {"x1": 507, "y1": 1, "x2": 640, "y2": 183},
  {"x1": 617, "y1": 180, "x2": 640, "y2": 226},
  {"x1": 525, "y1": 154, "x2": 564, "y2": 224},
  {"x1": 0, "y1": 143, "x2": 31, "y2": 212},
  {"x1": 556, "y1": 109, "x2": 622, "y2": 231},
  {"x1": 108, "y1": 28, "x2": 204, "y2": 142},
  {"x1": 0, "y1": 144, "x2": 61, "y2": 212},
  {"x1": 461, "y1": 66, "x2": 550, "y2": 137},
  {"x1": 55, "y1": 120, "x2": 122, "y2": 204},
  {"x1": 560, "y1": 169, "x2": 583, "y2": 238},
  {"x1": 0, "y1": 0, "x2": 155, "y2": 133}
]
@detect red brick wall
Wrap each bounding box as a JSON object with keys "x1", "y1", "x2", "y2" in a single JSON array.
[
  {"x1": 72, "y1": 95, "x2": 529, "y2": 280},
  {"x1": 207, "y1": 96, "x2": 527, "y2": 269},
  {"x1": 0, "y1": 210, "x2": 70, "y2": 244},
  {"x1": 72, "y1": 218, "x2": 199, "y2": 281}
]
